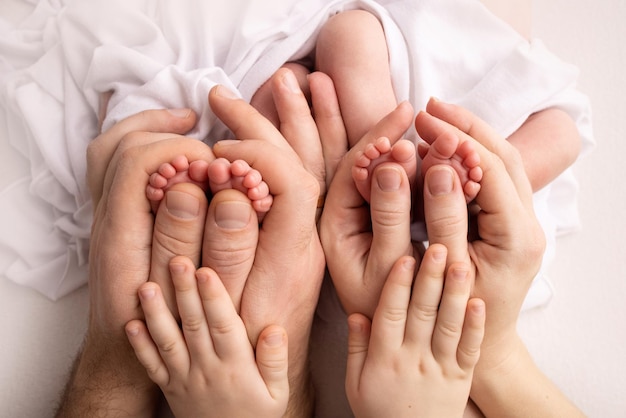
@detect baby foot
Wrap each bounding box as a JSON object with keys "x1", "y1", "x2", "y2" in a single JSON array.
[
  {"x1": 207, "y1": 158, "x2": 273, "y2": 220},
  {"x1": 352, "y1": 137, "x2": 417, "y2": 202},
  {"x1": 418, "y1": 130, "x2": 482, "y2": 202},
  {"x1": 146, "y1": 155, "x2": 210, "y2": 213}
]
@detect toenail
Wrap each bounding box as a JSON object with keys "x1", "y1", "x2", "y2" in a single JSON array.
[{"x1": 165, "y1": 191, "x2": 200, "y2": 219}]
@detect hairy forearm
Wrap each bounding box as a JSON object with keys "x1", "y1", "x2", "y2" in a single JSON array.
[
  {"x1": 56, "y1": 337, "x2": 159, "y2": 418},
  {"x1": 470, "y1": 336, "x2": 584, "y2": 417},
  {"x1": 283, "y1": 366, "x2": 314, "y2": 418}
]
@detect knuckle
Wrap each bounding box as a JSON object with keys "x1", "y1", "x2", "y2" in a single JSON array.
[
  {"x1": 210, "y1": 319, "x2": 237, "y2": 337},
  {"x1": 411, "y1": 304, "x2": 439, "y2": 323},
  {"x1": 437, "y1": 319, "x2": 462, "y2": 339},
  {"x1": 427, "y1": 212, "x2": 466, "y2": 240},
  {"x1": 381, "y1": 307, "x2": 407, "y2": 324},
  {"x1": 181, "y1": 316, "x2": 205, "y2": 334},
  {"x1": 158, "y1": 338, "x2": 179, "y2": 355}
]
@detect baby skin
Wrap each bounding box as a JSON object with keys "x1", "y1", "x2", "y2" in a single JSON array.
[
  {"x1": 418, "y1": 128, "x2": 482, "y2": 202},
  {"x1": 146, "y1": 155, "x2": 273, "y2": 219},
  {"x1": 351, "y1": 133, "x2": 482, "y2": 205},
  {"x1": 352, "y1": 137, "x2": 418, "y2": 202}
]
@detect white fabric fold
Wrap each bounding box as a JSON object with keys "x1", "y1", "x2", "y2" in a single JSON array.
[{"x1": 0, "y1": 0, "x2": 594, "y2": 306}]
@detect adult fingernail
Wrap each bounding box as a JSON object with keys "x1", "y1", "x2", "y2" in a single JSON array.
[
  {"x1": 215, "y1": 85, "x2": 239, "y2": 99},
  {"x1": 165, "y1": 191, "x2": 200, "y2": 219},
  {"x1": 282, "y1": 70, "x2": 301, "y2": 93},
  {"x1": 376, "y1": 167, "x2": 402, "y2": 191},
  {"x1": 264, "y1": 330, "x2": 286, "y2": 347},
  {"x1": 215, "y1": 201, "x2": 252, "y2": 229},
  {"x1": 427, "y1": 166, "x2": 454, "y2": 196},
  {"x1": 167, "y1": 108, "x2": 191, "y2": 118}
]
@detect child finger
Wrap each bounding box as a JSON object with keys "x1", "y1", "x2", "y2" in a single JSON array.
[
  {"x1": 125, "y1": 319, "x2": 170, "y2": 387},
  {"x1": 196, "y1": 267, "x2": 252, "y2": 361},
  {"x1": 405, "y1": 244, "x2": 447, "y2": 346},
  {"x1": 431, "y1": 263, "x2": 473, "y2": 362},
  {"x1": 457, "y1": 298, "x2": 486, "y2": 371},
  {"x1": 138, "y1": 282, "x2": 190, "y2": 377},
  {"x1": 369, "y1": 256, "x2": 415, "y2": 352},
  {"x1": 169, "y1": 256, "x2": 213, "y2": 364}
]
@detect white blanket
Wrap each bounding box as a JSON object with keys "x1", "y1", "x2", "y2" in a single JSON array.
[{"x1": 0, "y1": 0, "x2": 594, "y2": 306}]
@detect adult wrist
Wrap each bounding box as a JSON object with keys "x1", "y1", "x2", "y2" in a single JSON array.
[
  {"x1": 469, "y1": 333, "x2": 528, "y2": 412},
  {"x1": 56, "y1": 334, "x2": 159, "y2": 418}
]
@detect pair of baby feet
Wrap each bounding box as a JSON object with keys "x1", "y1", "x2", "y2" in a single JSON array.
[
  {"x1": 146, "y1": 156, "x2": 272, "y2": 219},
  {"x1": 146, "y1": 130, "x2": 482, "y2": 220},
  {"x1": 353, "y1": 130, "x2": 482, "y2": 204}
]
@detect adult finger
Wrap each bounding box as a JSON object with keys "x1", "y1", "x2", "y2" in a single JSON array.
[
  {"x1": 202, "y1": 189, "x2": 259, "y2": 311},
  {"x1": 88, "y1": 108, "x2": 196, "y2": 204},
  {"x1": 151, "y1": 183, "x2": 208, "y2": 318},
  {"x1": 422, "y1": 165, "x2": 471, "y2": 269},
  {"x1": 209, "y1": 85, "x2": 292, "y2": 152},
  {"x1": 272, "y1": 68, "x2": 326, "y2": 195},
  {"x1": 309, "y1": 71, "x2": 348, "y2": 189},
  {"x1": 365, "y1": 163, "x2": 413, "y2": 317},
  {"x1": 256, "y1": 325, "x2": 290, "y2": 403}
]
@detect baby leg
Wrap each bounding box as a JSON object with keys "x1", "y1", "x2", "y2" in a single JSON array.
[
  {"x1": 419, "y1": 131, "x2": 482, "y2": 202},
  {"x1": 208, "y1": 158, "x2": 273, "y2": 219},
  {"x1": 146, "y1": 155, "x2": 210, "y2": 213},
  {"x1": 316, "y1": 10, "x2": 397, "y2": 147},
  {"x1": 352, "y1": 137, "x2": 417, "y2": 202}
]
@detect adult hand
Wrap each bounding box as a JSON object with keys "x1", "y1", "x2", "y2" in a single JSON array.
[
  {"x1": 57, "y1": 108, "x2": 218, "y2": 417},
  {"x1": 416, "y1": 100, "x2": 583, "y2": 417},
  {"x1": 319, "y1": 100, "x2": 417, "y2": 318},
  {"x1": 203, "y1": 80, "x2": 326, "y2": 416},
  {"x1": 416, "y1": 98, "x2": 544, "y2": 357}
]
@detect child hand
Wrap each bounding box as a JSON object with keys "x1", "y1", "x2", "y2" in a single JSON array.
[
  {"x1": 346, "y1": 245, "x2": 485, "y2": 418},
  {"x1": 125, "y1": 256, "x2": 289, "y2": 418}
]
